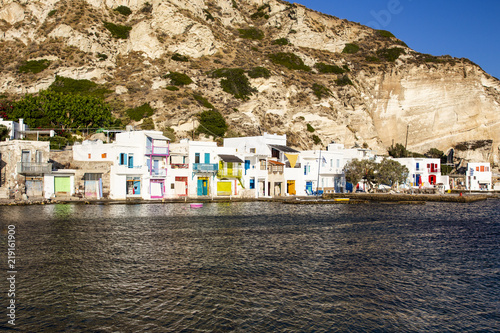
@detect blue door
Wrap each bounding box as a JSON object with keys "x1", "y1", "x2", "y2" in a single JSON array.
[
  {"x1": 133, "y1": 180, "x2": 141, "y2": 194},
  {"x1": 128, "y1": 155, "x2": 134, "y2": 168},
  {"x1": 197, "y1": 179, "x2": 208, "y2": 196},
  {"x1": 415, "y1": 174, "x2": 421, "y2": 186},
  {"x1": 306, "y1": 181, "x2": 313, "y2": 194},
  {"x1": 245, "y1": 160, "x2": 250, "y2": 175}
]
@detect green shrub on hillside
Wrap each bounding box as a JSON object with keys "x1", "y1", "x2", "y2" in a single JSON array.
[
  {"x1": 306, "y1": 124, "x2": 315, "y2": 132},
  {"x1": 162, "y1": 127, "x2": 176, "y2": 142},
  {"x1": 197, "y1": 109, "x2": 227, "y2": 137},
  {"x1": 238, "y1": 27, "x2": 264, "y2": 40},
  {"x1": 312, "y1": 83, "x2": 331, "y2": 99},
  {"x1": 314, "y1": 62, "x2": 345, "y2": 74},
  {"x1": 272, "y1": 38, "x2": 290, "y2": 46},
  {"x1": 203, "y1": 9, "x2": 215, "y2": 21},
  {"x1": 104, "y1": 21, "x2": 132, "y2": 39},
  {"x1": 114, "y1": 5, "x2": 132, "y2": 16},
  {"x1": 376, "y1": 47, "x2": 405, "y2": 62},
  {"x1": 247, "y1": 67, "x2": 271, "y2": 79},
  {"x1": 251, "y1": 4, "x2": 270, "y2": 20},
  {"x1": 377, "y1": 30, "x2": 395, "y2": 38},
  {"x1": 171, "y1": 53, "x2": 189, "y2": 62},
  {"x1": 97, "y1": 53, "x2": 108, "y2": 61},
  {"x1": 140, "y1": 117, "x2": 155, "y2": 130},
  {"x1": 209, "y1": 68, "x2": 256, "y2": 100},
  {"x1": 49, "y1": 76, "x2": 112, "y2": 99},
  {"x1": 19, "y1": 59, "x2": 50, "y2": 74},
  {"x1": 126, "y1": 103, "x2": 155, "y2": 121},
  {"x1": 335, "y1": 75, "x2": 353, "y2": 86},
  {"x1": 193, "y1": 94, "x2": 215, "y2": 109},
  {"x1": 166, "y1": 86, "x2": 179, "y2": 91},
  {"x1": 269, "y1": 52, "x2": 311, "y2": 71},
  {"x1": 167, "y1": 72, "x2": 193, "y2": 86},
  {"x1": 141, "y1": 2, "x2": 153, "y2": 13},
  {"x1": 312, "y1": 135, "x2": 321, "y2": 145},
  {"x1": 366, "y1": 56, "x2": 380, "y2": 62},
  {"x1": 342, "y1": 43, "x2": 360, "y2": 54}
]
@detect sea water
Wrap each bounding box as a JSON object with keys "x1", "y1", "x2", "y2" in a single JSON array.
[{"x1": 0, "y1": 200, "x2": 498, "y2": 332}]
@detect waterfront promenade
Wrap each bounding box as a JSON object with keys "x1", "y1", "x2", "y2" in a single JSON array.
[{"x1": 1, "y1": 192, "x2": 497, "y2": 206}]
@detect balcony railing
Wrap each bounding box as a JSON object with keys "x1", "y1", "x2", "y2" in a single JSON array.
[
  {"x1": 146, "y1": 146, "x2": 169, "y2": 155},
  {"x1": 170, "y1": 163, "x2": 189, "y2": 169},
  {"x1": 17, "y1": 162, "x2": 52, "y2": 174},
  {"x1": 217, "y1": 169, "x2": 242, "y2": 178},
  {"x1": 193, "y1": 163, "x2": 218, "y2": 172},
  {"x1": 150, "y1": 168, "x2": 166, "y2": 177}
]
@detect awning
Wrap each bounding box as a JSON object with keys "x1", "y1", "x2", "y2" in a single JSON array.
[
  {"x1": 268, "y1": 160, "x2": 285, "y2": 166},
  {"x1": 146, "y1": 133, "x2": 170, "y2": 141},
  {"x1": 218, "y1": 154, "x2": 244, "y2": 163},
  {"x1": 268, "y1": 144, "x2": 299, "y2": 153}
]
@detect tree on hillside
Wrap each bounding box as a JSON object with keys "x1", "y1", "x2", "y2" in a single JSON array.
[
  {"x1": 388, "y1": 143, "x2": 408, "y2": 158},
  {"x1": 10, "y1": 90, "x2": 116, "y2": 129},
  {"x1": 197, "y1": 109, "x2": 227, "y2": 137}
]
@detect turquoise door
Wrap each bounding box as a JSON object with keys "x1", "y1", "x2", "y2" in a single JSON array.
[
  {"x1": 134, "y1": 180, "x2": 141, "y2": 194},
  {"x1": 197, "y1": 179, "x2": 208, "y2": 196}
]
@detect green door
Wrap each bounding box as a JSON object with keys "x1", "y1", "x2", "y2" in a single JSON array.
[{"x1": 54, "y1": 176, "x2": 71, "y2": 194}]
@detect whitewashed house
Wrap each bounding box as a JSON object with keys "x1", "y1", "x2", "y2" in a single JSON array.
[
  {"x1": 73, "y1": 130, "x2": 170, "y2": 200},
  {"x1": 395, "y1": 158, "x2": 442, "y2": 188},
  {"x1": 223, "y1": 132, "x2": 301, "y2": 197},
  {"x1": 466, "y1": 162, "x2": 492, "y2": 190},
  {"x1": 299, "y1": 143, "x2": 346, "y2": 195}
]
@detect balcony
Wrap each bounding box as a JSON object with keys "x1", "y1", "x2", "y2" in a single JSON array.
[
  {"x1": 170, "y1": 163, "x2": 189, "y2": 169},
  {"x1": 146, "y1": 146, "x2": 169, "y2": 155},
  {"x1": 193, "y1": 163, "x2": 218, "y2": 173},
  {"x1": 17, "y1": 162, "x2": 52, "y2": 174},
  {"x1": 150, "y1": 168, "x2": 167, "y2": 177},
  {"x1": 217, "y1": 168, "x2": 242, "y2": 178}
]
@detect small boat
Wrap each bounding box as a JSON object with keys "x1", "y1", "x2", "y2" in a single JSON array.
[
  {"x1": 190, "y1": 203, "x2": 203, "y2": 208},
  {"x1": 334, "y1": 198, "x2": 350, "y2": 202}
]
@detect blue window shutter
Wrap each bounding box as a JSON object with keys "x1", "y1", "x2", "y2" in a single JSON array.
[
  {"x1": 128, "y1": 155, "x2": 134, "y2": 168},
  {"x1": 205, "y1": 153, "x2": 210, "y2": 164},
  {"x1": 119, "y1": 153, "x2": 125, "y2": 165},
  {"x1": 250, "y1": 178, "x2": 255, "y2": 189}
]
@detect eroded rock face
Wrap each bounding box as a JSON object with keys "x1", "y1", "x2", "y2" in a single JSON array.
[{"x1": 0, "y1": 0, "x2": 499, "y2": 163}]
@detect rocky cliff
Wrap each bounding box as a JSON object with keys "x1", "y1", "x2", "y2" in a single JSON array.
[{"x1": 1, "y1": 0, "x2": 499, "y2": 163}]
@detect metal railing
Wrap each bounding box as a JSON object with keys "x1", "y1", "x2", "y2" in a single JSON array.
[
  {"x1": 170, "y1": 163, "x2": 189, "y2": 169},
  {"x1": 17, "y1": 162, "x2": 52, "y2": 174},
  {"x1": 217, "y1": 169, "x2": 242, "y2": 178},
  {"x1": 193, "y1": 163, "x2": 218, "y2": 172}
]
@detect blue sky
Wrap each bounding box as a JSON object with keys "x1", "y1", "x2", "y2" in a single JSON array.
[{"x1": 293, "y1": 0, "x2": 500, "y2": 79}]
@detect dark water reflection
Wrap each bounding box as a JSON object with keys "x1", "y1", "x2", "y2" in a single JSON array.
[{"x1": 1, "y1": 200, "x2": 499, "y2": 332}]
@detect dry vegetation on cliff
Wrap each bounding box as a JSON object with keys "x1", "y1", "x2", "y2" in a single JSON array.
[{"x1": 0, "y1": 0, "x2": 499, "y2": 163}]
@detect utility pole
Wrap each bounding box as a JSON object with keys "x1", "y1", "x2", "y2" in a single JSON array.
[
  {"x1": 316, "y1": 149, "x2": 322, "y2": 200},
  {"x1": 404, "y1": 124, "x2": 409, "y2": 150}
]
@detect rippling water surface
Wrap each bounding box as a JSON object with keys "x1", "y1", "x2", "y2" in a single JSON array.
[{"x1": 1, "y1": 200, "x2": 499, "y2": 332}]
